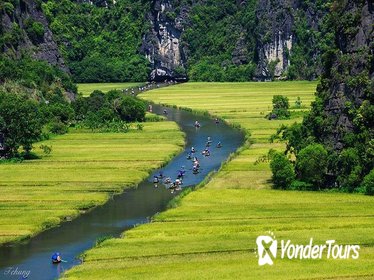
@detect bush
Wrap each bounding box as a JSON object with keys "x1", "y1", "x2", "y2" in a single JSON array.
[
  {"x1": 270, "y1": 152, "x2": 295, "y2": 189},
  {"x1": 290, "y1": 180, "x2": 314, "y2": 191},
  {"x1": 40, "y1": 144, "x2": 52, "y2": 156},
  {"x1": 116, "y1": 96, "x2": 146, "y2": 122},
  {"x1": 25, "y1": 19, "x2": 45, "y2": 44},
  {"x1": 361, "y1": 169, "x2": 374, "y2": 195},
  {"x1": 268, "y1": 95, "x2": 290, "y2": 119},
  {"x1": 0, "y1": 92, "x2": 43, "y2": 157},
  {"x1": 49, "y1": 120, "x2": 68, "y2": 135},
  {"x1": 296, "y1": 144, "x2": 328, "y2": 188}
]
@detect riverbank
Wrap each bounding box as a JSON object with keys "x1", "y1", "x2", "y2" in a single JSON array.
[
  {"x1": 0, "y1": 121, "x2": 184, "y2": 245},
  {"x1": 63, "y1": 82, "x2": 374, "y2": 279}
]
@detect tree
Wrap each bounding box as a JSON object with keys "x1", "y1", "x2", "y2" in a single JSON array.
[
  {"x1": 296, "y1": 144, "x2": 328, "y2": 189},
  {"x1": 361, "y1": 169, "x2": 374, "y2": 195},
  {"x1": 270, "y1": 152, "x2": 295, "y2": 189},
  {"x1": 0, "y1": 92, "x2": 43, "y2": 157},
  {"x1": 116, "y1": 96, "x2": 146, "y2": 122},
  {"x1": 268, "y1": 95, "x2": 290, "y2": 119}
]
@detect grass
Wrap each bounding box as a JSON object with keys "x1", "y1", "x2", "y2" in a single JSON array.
[
  {"x1": 0, "y1": 122, "x2": 184, "y2": 245},
  {"x1": 63, "y1": 81, "x2": 374, "y2": 279},
  {"x1": 77, "y1": 83, "x2": 143, "y2": 97}
]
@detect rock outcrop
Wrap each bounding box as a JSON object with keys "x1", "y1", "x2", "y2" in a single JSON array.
[
  {"x1": 320, "y1": 0, "x2": 373, "y2": 150},
  {"x1": 141, "y1": 0, "x2": 188, "y2": 82},
  {"x1": 1, "y1": 0, "x2": 68, "y2": 72},
  {"x1": 255, "y1": 0, "x2": 295, "y2": 79}
]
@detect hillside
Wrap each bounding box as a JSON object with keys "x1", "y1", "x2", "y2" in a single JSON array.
[
  {"x1": 0, "y1": 0, "x2": 76, "y2": 100},
  {"x1": 2, "y1": 0, "x2": 337, "y2": 83}
]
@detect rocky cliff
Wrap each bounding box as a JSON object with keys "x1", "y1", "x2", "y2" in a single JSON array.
[
  {"x1": 141, "y1": 0, "x2": 188, "y2": 82},
  {"x1": 1, "y1": 0, "x2": 68, "y2": 72},
  {"x1": 313, "y1": 0, "x2": 373, "y2": 150},
  {"x1": 255, "y1": 0, "x2": 294, "y2": 79},
  {"x1": 141, "y1": 0, "x2": 329, "y2": 81}
]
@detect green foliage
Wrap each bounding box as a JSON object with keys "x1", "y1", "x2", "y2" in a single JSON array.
[
  {"x1": 268, "y1": 95, "x2": 290, "y2": 119},
  {"x1": 72, "y1": 90, "x2": 146, "y2": 131},
  {"x1": 24, "y1": 18, "x2": 45, "y2": 44},
  {"x1": 270, "y1": 151, "x2": 295, "y2": 189},
  {"x1": 284, "y1": 0, "x2": 374, "y2": 193},
  {"x1": 0, "y1": 91, "x2": 43, "y2": 157},
  {"x1": 0, "y1": 55, "x2": 77, "y2": 96},
  {"x1": 360, "y1": 169, "x2": 374, "y2": 196},
  {"x1": 296, "y1": 144, "x2": 328, "y2": 189},
  {"x1": 183, "y1": 0, "x2": 257, "y2": 81},
  {"x1": 42, "y1": 0, "x2": 150, "y2": 82},
  {"x1": 39, "y1": 144, "x2": 52, "y2": 156},
  {"x1": 48, "y1": 120, "x2": 68, "y2": 135}
]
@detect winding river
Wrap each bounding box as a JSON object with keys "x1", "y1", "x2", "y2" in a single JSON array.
[{"x1": 0, "y1": 105, "x2": 244, "y2": 280}]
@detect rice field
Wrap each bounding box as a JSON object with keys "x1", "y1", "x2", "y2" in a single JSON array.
[
  {"x1": 0, "y1": 122, "x2": 184, "y2": 245},
  {"x1": 63, "y1": 81, "x2": 374, "y2": 279},
  {"x1": 78, "y1": 83, "x2": 143, "y2": 97}
]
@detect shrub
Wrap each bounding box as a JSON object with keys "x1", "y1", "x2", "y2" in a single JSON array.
[
  {"x1": 296, "y1": 144, "x2": 328, "y2": 188},
  {"x1": 290, "y1": 180, "x2": 313, "y2": 191},
  {"x1": 40, "y1": 144, "x2": 52, "y2": 156},
  {"x1": 49, "y1": 120, "x2": 68, "y2": 135},
  {"x1": 268, "y1": 95, "x2": 290, "y2": 119},
  {"x1": 361, "y1": 169, "x2": 374, "y2": 195},
  {"x1": 0, "y1": 92, "x2": 43, "y2": 157},
  {"x1": 270, "y1": 152, "x2": 295, "y2": 189}
]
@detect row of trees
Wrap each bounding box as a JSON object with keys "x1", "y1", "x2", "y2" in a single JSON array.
[{"x1": 0, "y1": 90, "x2": 146, "y2": 159}]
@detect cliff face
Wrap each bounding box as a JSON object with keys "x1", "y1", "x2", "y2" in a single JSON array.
[
  {"x1": 317, "y1": 0, "x2": 373, "y2": 150},
  {"x1": 1, "y1": 0, "x2": 68, "y2": 72},
  {"x1": 141, "y1": 0, "x2": 188, "y2": 82},
  {"x1": 142, "y1": 0, "x2": 329, "y2": 81},
  {"x1": 255, "y1": 0, "x2": 295, "y2": 79}
]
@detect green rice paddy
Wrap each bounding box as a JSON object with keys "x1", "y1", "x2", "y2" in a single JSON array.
[
  {"x1": 0, "y1": 122, "x2": 184, "y2": 245},
  {"x1": 63, "y1": 82, "x2": 374, "y2": 279}
]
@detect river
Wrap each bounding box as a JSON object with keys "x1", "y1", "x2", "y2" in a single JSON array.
[{"x1": 0, "y1": 104, "x2": 244, "y2": 280}]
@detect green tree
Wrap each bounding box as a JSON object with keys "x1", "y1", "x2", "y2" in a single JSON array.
[
  {"x1": 360, "y1": 169, "x2": 374, "y2": 195},
  {"x1": 270, "y1": 152, "x2": 295, "y2": 189},
  {"x1": 0, "y1": 92, "x2": 43, "y2": 157},
  {"x1": 296, "y1": 144, "x2": 328, "y2": 189},
  {"x1": 269, "y1": 95, "x2": 290, "y2": 119},
  {"x1": 116, "y1": 96, "x2": 146, "y2": 122}
]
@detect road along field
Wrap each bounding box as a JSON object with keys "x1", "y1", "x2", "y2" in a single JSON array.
[
  {"x1": 0, "y1": 122, "x2": 184, "y2": 245},
  {"x1": 63, "y1": 82, "x2": 374, "y2": 279},
  {"x1": 78, "y1": 83, "x2": 143, "y2": 97}
]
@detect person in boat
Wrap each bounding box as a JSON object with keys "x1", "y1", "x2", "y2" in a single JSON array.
[
  {"x1": 193, "y1": 166, "x2": 199, "y2": 174},
  {"x1": 203, "y1": 148, "x2": 210, "y2": 156},
  {"x1": 153, "y1": 176, "x2": 159, "y2": 187},
  {"x1": 193, "y1": 158, "x2": 200, "y2": 168},
  {"x1": 215, "y1": 118, "x2": 220, "y2": 124},
  {"x1": 164, "y1": 177, "x2": 172, "y2": 184},
  {"x1": 153, "y1": 176, "x2": 159, "y2": 183},
  {"x1": 194, "y1": 121, "x2": 201, "y2": 128},
  {"x1": 191, "y1": 147, "x2": 196, "y2": 154},
  {"x1": 217, "y1": 141, "x2": 222, "y2": 148},
  {"x1": 177, "y1": 171, "x2": 184, "y2": 179},
  {"x1": 187, "y1": 153, "x2": 192, "y2": 160},
  {"x1": 51, "y1": 252, "x2": 62, "y2": 264},
  {"x1": 158, "y1": 171, "x2": 164, "y2": 178}
]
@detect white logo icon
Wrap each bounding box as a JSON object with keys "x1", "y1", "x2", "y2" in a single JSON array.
[{"x1": 256, "y1": 232, "x2": 277, "y2": 266}]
